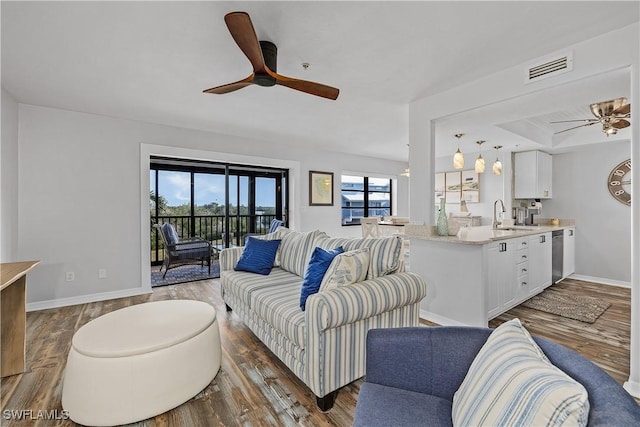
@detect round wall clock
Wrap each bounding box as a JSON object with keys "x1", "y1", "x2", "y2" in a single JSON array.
[{"x1": 607, "y1": 159, "x2": 631, "y2": 206}]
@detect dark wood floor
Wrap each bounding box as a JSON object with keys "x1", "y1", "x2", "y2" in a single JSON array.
[{"x1": 0, "y1": 277, "x2": 634, "y2": 426}]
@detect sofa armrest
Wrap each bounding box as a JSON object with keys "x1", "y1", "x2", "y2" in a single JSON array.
[
  {"x1": 364, "y1": 327, "x2": 492, "y2": 401},
  {"x1": 306, "y1": 272, "x2": 427, "y2": 330},
  {"x1": 219, "y1": 247, "x2": 244, "y2": 272}
]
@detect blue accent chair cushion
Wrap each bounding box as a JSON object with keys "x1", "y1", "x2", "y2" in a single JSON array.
[
  {"x1": 161, "y1": 222, "x2": 179, "y2": 245},
  {"x1": 299, "y1": 246, "x2": 344, "y2": 311},
  {"x1": 234, "y1": 237, "x2": 282, "y2": 275}
]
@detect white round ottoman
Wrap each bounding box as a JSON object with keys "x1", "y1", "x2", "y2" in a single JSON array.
[{"x1": 61, "y1": 300, "x2": 220, "y2": 426}]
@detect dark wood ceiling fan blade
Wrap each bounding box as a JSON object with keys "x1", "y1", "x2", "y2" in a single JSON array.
[
  {"x1": 612, "y1": 103, "x2": 631, "y2": 116},
  {"x1": 224, "y1": 12, "x2": 267, "y2": 73},
  {"x1": 612, "y1": 119, "x2": 631, "y2": 129},
  {"x1": 553, "y1": 121, "x2": 597, "y2": 135},
  {"x1": 270, "y1": 71, "x2": 339, "y2": 100},
  {"x1": 203, "y1": 75, "x2": 254, "y2": 94}
]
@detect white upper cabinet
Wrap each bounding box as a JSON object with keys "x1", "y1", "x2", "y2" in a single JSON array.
[{"x1": 514, "y1": 151, "x2": 553, "y2": 199}]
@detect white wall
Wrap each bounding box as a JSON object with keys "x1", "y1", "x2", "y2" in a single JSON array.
[
  {"x1": 1, "y1": 87, "x2": 20, "y2": 262},
  {"x1": 543, "y1": 141, "x2": 631, "y2": 283},
  {"x1": 16, "y1": 104, "x2": 407, "y2": 308}
]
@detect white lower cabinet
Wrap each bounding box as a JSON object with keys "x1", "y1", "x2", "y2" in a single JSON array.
[
  {"x1": 563, "y1": 227, "x2": 576, "y2": 278},
  {"x1": 487, "y1": 240, "x2": 516, "y2": 319},
  {"x1": 528, "y1": 232, "x2": 552, "y2": 293},
  {"x1": 487, "y1": 233, "x2": 551, "y2": 320}
]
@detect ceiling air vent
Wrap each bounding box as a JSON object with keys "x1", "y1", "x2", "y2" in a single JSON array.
[{"x1": 524, "y1": 52, "x2": 573, "y2": 84}]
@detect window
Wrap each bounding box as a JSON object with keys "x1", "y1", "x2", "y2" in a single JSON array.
[
  {"x1": 341, "y1": 175, "x2": 392, "y2": 225},
  {"x1": 150, "y1": 157, "x2": 288, "y2": 264}
]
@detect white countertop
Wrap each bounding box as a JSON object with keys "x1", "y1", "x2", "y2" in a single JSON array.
[{"x1": 405, "y1": 224, "x2": 574, "y2": 245}]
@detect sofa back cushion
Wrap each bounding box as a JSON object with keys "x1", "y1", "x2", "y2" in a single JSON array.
[
  {"x1": 279, "y1": 229, "x2": 323, "y2": 277},
  {"x1": 317, "y1": 235, "x2": 403, "y2": 279}
]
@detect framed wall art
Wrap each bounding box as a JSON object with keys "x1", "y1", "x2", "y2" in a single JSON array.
[
  {"x1": 435, "y1": 170, "x2": 480, "y2": 204},
  {"x1": 309, "y1": 170, "x2": 334, "y2": 206}
]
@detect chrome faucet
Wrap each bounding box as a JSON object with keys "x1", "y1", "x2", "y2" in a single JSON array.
[{"x1": 493, "y1": 199, "x2": 506, "y2": 229}]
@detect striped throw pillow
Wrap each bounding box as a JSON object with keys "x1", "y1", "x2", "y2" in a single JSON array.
[
  {"x1": 319, "y1": 248, "x2": 370, "y2": 291},
  {"x1": 452, "y1": 318, "x2": 589, "y2": 427}
]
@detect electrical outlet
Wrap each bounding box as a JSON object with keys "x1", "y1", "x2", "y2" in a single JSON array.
[
  {"x1": 65, "y1": 272, "x2": 75, "y2": 282},
  {"x1": 98, "y1": 269, "x2": 107, "y2": 279}
]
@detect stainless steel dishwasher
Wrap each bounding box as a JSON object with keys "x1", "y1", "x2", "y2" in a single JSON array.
[{"x1": 552, "y1": 230, "x2": 564, "y2": 284}]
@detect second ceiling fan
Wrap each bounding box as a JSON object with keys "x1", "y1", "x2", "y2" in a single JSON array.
[
  {"x1": 551, "y1": 97, "x2": 631, "y2": 136},
  {"x1": 203, "y1": 12, "x2": 339, "y2": 100}
]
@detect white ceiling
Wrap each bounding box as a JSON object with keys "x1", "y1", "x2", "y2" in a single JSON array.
[{"x1": 2, "y1": 1, "x2": 638, "y2": 162}]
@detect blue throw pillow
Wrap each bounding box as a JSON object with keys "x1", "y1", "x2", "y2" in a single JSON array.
[
  {"x1": 234, "y1": 237, "x2": 282, "y2": 275},
  {"x1": 300, "y1": 246, "x2": 344, "y2": 311}
]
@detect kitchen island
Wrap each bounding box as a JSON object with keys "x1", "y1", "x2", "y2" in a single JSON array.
[{"x1": 406, "y1": 224, "x2": 575, "y2": 327}]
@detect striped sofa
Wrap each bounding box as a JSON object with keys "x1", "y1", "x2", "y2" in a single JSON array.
[{"x1": 219, "y1": 229, "x2": 428, "y2": 411}]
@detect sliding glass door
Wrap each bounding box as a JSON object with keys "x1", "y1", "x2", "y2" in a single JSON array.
[{"x1": 150, "y1": 158, "x2": 288, "y2": 265}]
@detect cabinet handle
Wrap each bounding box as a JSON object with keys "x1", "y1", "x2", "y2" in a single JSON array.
[
  {"x1": 569, "y1": 230, "x2": 574, "y2": 236},
  {"x1": 521, "y1": 255, "x2": 527, "y2": 260},
  {"x1": 522, "y1": 268, "x2": 527, "y2": 272},
  {"x1": 522, "y1": 282, "x2": 527, "y2": 286},
  {"x1": 540, "y1": 235, "x2": 545, "y2": 243}
]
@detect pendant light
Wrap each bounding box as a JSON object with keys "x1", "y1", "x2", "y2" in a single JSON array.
[
  {"x1": 453, "y1": 133, "x2": 464, "y2": 169},
  {"x1": 492, "y1": 145, "x2": 503, "y2": 175},
  {"x1": 475, "y1": 140, "x2": 485, "y2": 173}
]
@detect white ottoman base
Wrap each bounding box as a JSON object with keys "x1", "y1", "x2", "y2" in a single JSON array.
[{"x1": 62, "y1": 305, "x2": 221, "y2": 426}]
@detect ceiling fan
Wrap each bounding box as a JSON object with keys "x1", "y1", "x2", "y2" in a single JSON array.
[
  {"x1": 203, "y1": 12, "x2": 339, "y2": 100},
  {"x1": 551, "y1": 97, "x2": 631, "y2": 136}
]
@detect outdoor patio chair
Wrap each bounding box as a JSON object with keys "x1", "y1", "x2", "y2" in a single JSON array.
[{"x1": 155, "y1": 223, "x2": 212, "y2": 278}]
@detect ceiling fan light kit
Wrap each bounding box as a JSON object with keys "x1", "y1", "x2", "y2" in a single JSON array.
[
  {"x1": 203, "y1": 12, "x2": 339, "y2": 100},
  {"x1": 552, "y1": 97, "x2": 631, "y2": 136}
]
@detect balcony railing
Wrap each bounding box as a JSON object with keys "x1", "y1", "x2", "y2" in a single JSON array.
[{"x1": 151, "y1": 214, "x2": 278, "y2": 264}]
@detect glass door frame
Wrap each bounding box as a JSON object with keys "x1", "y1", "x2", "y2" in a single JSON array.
[{"x1": 150, "y1": 157, "x2": 288, "y2": 265}]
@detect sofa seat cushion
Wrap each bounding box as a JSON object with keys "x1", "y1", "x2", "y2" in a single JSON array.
[
  {"x1": 354, "y1": 382, "x2": 453, "y2": 427},
  {"x1": 316, "y1": 235, "x2": 403, "y2": 279},
  {"x1": 223, "y1": 268, "x2": 300, "y2": 309},
  {"x1": 251, "y1": 284, "x2": 306, "y2": 348}
]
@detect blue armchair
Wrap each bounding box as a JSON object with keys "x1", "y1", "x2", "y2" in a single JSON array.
[{"x1": 354, "y1": 327, "x2": 640, "y2": 426}]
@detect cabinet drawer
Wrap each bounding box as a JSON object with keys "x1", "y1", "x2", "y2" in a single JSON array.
[
  {"x1": 517, "y1": 261, "x2": 529, "y2": 276},
  {"x1": 516, "y1": 251, "x2": 529, "y2": 263},
  {"x1": 518, "y1": 274, "x2": 529, "y2": 288}
]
